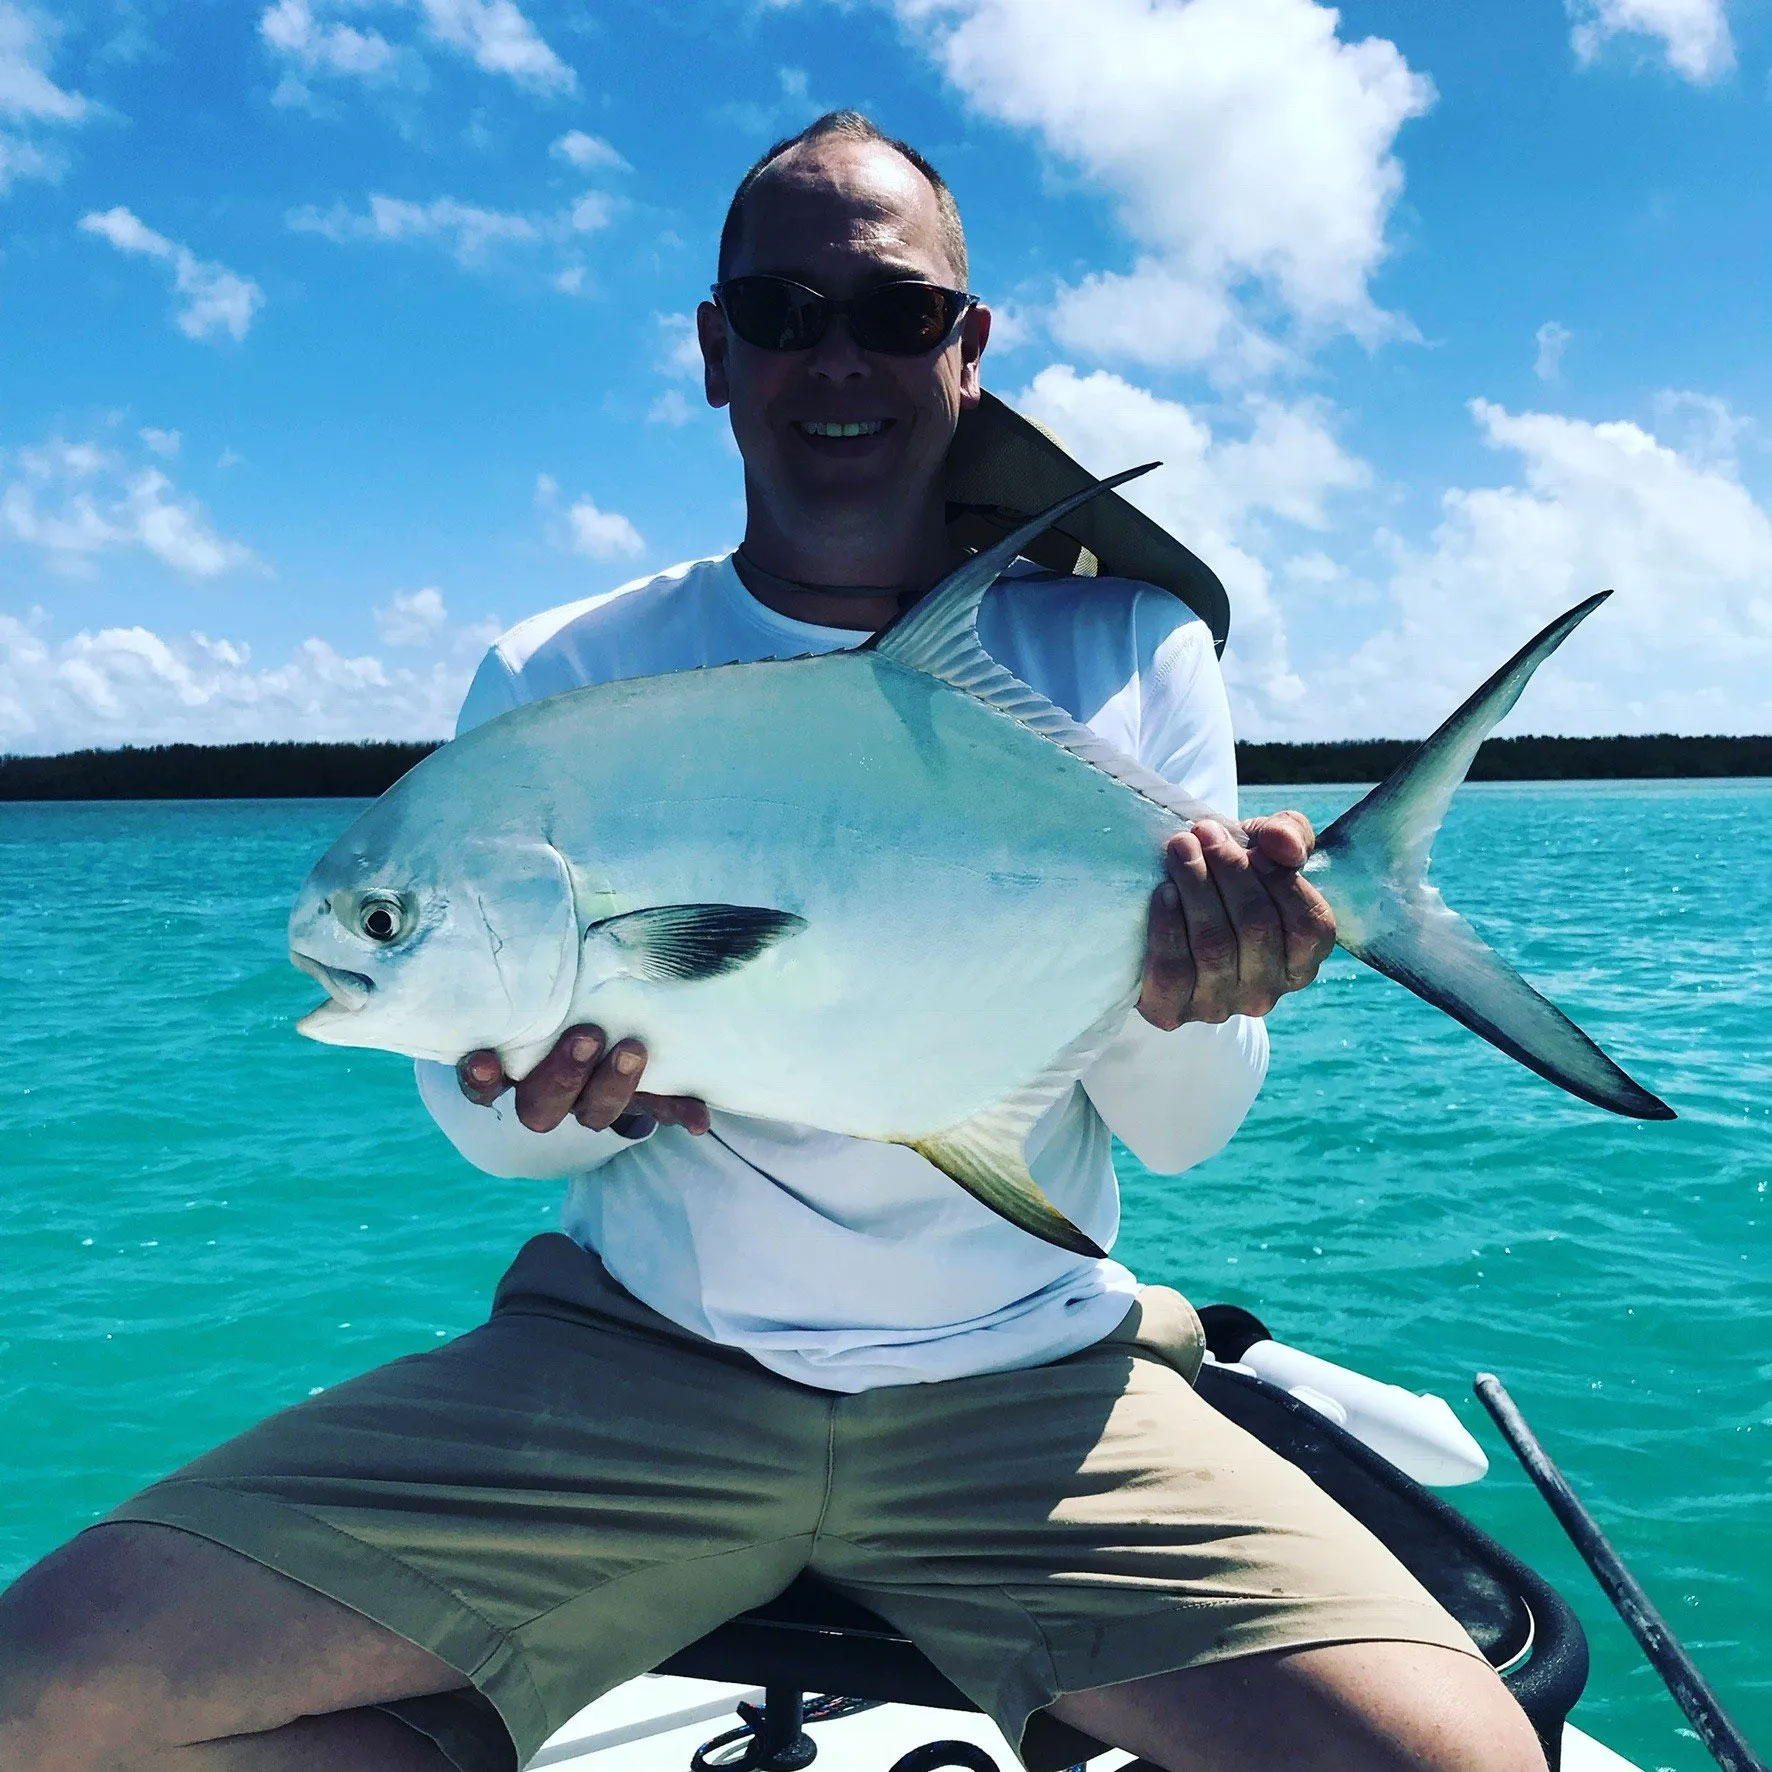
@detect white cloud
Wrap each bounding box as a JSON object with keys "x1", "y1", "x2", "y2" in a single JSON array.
[
  {"x1": 1533, "y1": 321, "x2": 1571, "y2": 383},
  {"x1": 567, "y1": 190, "x2": 613, "y2": 233},
  {"x1": 1046, "y1": 261, "x2": 1283, "y2": 377},
  {"x1": 882, "y1": 0, "x2": 1432, "y2": 374},
  {"x1": 1, "y1": 436, "x2": 256, "y2": 579},
  {"x1": 0, "y1": 615, "x2": 469, "y2": 751},
  {"x1": 1650, "y1": 387, "x2": 1748, "y2": 465},
  {"x1": 418, "y1": 0, "x2": 573, "y2": 92},
  {"x1": 289, "y1": 192, "x2": 538, "y2": 264},
  {"x1": 1281, "y1": 550, "x2": 1344, "y2": 586},
  {"x1": 657, "y1": 311, "x2": 703, "y2": 379},
  {"x1": 551, "y1": 128, "x2": 627, "y2": 172},
  {"x1": 257, "y1": 0, "x2": 572, "y2": 96},
  {"x1": 713, "y1": 64, "x2": 825, "y2": 136},
  {"x1": 289, "y1": 186, "x2": 613, "y2": 272},
  {"x1": 259, "y1": 0, "x2": 397, "y2": 78},
  {"x1": 139, "y1": 427, "x2": 181, "y2": 458},
  {"x1": 0, "y1": 130, "x2": 51, "y2": 192},
  {"x1": 1568, "y1": 0, "x2": 1733, "y2": 83},
  {"x1": 647, "y1": 389, "x2": 694, "y2": 426},
  {"x1": 79, "y1": 207, "x2": 265, "y2": 342},
  {"x1": 533, "y1": 472, "x2": 644, "y2": 560},
  {"x1": 0, "y1": 0, "x2": 90, "y2": 197},
  {"x1": 1015, "y1": 363, "x2": 1369, "y2": 719},
  {"x1": 566, "y1": 496, "x2": 643, "y2": 560},
  {"x1": 374, "y1": 585, "x2": 449, "y2": 646},
  {"x1": 1020, "y1": 381, "x2": 1772, "y2": 739},
  {"x1": 1305, "y1": 397, "x2": 1772, "y2": 739},
  {"x1": 0, "y1": 1, "x2": 85, "y2": 122}
]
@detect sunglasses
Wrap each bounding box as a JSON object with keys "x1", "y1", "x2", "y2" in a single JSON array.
[{"x1": 712, "y1": 275, "x2": 977, "y2": 357}]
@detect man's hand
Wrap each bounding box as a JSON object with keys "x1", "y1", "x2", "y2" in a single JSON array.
[
  {"x1": 456, "y1": 1026, "x2": 711, "y2": 1139},
  {"x1": 1138, "y1": 812, "x2": 1336, "y2": 1029}
]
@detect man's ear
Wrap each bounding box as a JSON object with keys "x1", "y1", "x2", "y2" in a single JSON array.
[
  {"x1": 957, "y1": 303, "x2": 991, "y2": 410},
  {"x1": 697, "y1": 300, "x2": 731, "y2": 409}
]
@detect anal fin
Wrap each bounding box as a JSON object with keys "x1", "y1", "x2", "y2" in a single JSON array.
[
  {"x1": 895, "y1": 993, "x2": 1137, "y2": 1259},
  {"x1": 908, "y1": 1120, "x2": 1106, "y2": 1259}
]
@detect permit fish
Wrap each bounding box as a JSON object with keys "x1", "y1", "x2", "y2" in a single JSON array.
[{"x1": 288, "y1": 467, "x2": 1672, "y2": 1257}]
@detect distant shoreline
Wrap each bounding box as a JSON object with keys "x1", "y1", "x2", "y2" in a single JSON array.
[{"x1": 1, "y1": 734, "x2": 1768, "y2": 801}]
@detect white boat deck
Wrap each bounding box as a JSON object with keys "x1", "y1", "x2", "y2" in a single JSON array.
[
  {"x1": 528, "y1": 1675, "x2": 1083, "y2": 1771},
  {"x1": 528, "y1": 1674, "x2": 1645, "y2": 1770}
]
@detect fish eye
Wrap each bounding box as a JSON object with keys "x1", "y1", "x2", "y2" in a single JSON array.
[{"x1": 354, "y1": 893, "x2": 407, "y2": 944}]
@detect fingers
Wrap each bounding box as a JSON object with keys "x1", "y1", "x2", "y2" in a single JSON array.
[
  {"x1": 1244, "y1": 811, "x2": 1337, "y2": 988},
  {"x1": 628, "y1": 1092, "x2": 712, "y2": 1137},
  {"x1": 461, "y1": 1025, "x2": 711, "y2": 1139},
  {"x1": 568, "y1": 1035, "x2": 649, "y2": 1133},
  {"x1": 1137, "y1": 852, "x2": 1196, "y2": 1031},
  {"x1": 1140, "y1": 826, "x2": 1241, "y2": 1028},
  {"x1": 1244, "y1": 808, "x2": 1315, "y2": 871},
  {"x1": 1194, "y1": 820, "x2": 1283, "y2": 1017},
  {"x1": 1267, "y1": 869, "x2": 1337, "y2": 989},
  {"x1": 512, "y1": 1026, "x2": 609, "y2": 1132},
  {"x1": 456, "y1": 1049, "x2": 508, "y2": 1108},
  {"x1": 1139, "y1": 813, "x2": 1336, "y2": 1028}
]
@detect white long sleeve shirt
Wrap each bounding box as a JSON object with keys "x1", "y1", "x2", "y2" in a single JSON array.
[{"x1": 418, "y1": 553, "x2": 1267, "y2": 1391}]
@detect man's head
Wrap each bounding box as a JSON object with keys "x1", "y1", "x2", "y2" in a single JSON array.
[{"x1": 698, "y1": 111, "x2": 990, "y2": 585}]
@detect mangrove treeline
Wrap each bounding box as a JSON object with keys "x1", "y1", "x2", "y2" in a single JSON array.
[{"x1": 1, "y1": 733, "x2": 1768, "y2": 801}]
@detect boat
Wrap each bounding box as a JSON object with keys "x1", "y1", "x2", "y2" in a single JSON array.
[{"x1": 510, "y1": 1305, "x2": 1662, "y2": 1772}]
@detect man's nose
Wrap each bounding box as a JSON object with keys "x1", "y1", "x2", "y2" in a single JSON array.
[{"x1": 804, "y1": 313, "x2": 873, "y2": 382}]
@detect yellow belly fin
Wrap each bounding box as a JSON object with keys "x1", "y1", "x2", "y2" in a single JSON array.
[{"x1": 890, "y1": 991, "x2": 1139, "y2": 1259}]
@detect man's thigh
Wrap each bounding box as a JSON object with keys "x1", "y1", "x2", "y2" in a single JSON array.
[
  {"x1": 0, "y1": 1522, "x2": 464, "y2": 1763},
  {"x1": 20, "y1": 1237, "x2": 832, "y2": 1771},
  {"x1": 816, "y1": 1286, "x2": 1484, "y2": 1764},
  {"x1": 1051, "y1": 1639, "x2": 1545, "y2": 1772}
]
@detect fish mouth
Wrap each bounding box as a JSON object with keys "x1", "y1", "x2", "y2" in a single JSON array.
[{"x1": 291, "y1": 950, "x2": 375, "y2": 1010}]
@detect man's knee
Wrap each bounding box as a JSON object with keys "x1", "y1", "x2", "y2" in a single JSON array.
[
  {"x1": 1372, "y1": 1643, "x2": 1548, "y2": 1772},
  {"x1": 1051, "y1": 1639, "x2": 1547, "y2": 1772},
  {"x1": 0, "y1": 1520, "x2": 462, "y2": 1772},
  {"x1": 0, "y1": 1523, "x2": 189, "y2": 1770}
]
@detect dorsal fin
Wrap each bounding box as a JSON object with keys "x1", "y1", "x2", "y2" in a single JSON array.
[
  {"x1": 866, "y1": 463, "x2": 1158, "y2": 664},
  {"x1": 871, "y1": 463, "x2": 1220, "y2": 830}
]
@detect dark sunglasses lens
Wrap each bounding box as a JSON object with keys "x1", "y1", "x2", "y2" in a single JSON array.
[
  {"x1": 722, "y1": 278, "x2": 826, "y2": 351},
  {"x1": 850, "y1": 285, "x2": 962, "y2": 354}
]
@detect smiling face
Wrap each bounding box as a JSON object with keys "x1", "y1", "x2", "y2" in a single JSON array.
[{"x1": 698, "y1": 135, "x2": 990, "y2": 586}]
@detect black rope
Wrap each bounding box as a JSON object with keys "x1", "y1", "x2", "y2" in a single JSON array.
[{"x1": 886, "y1": 1743, "x2": 1002, "y2": 1772}]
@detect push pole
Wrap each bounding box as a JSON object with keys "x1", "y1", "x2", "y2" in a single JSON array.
[{"x1": 1474, "y1": 1373, "x2": 1767, "y2": 1772}]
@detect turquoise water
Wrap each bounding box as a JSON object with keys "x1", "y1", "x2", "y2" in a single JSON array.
[{"x1": 1, "y1": 781, "x2": 1766, "y2": 1769}]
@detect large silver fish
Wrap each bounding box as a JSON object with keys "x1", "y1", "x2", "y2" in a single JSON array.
[{"x1": 288, "y1": 468, "x2": 1671, "y2": 1256}]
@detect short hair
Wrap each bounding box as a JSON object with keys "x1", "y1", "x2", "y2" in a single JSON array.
[{"x1": 717, "y1": 109, "x2": 969, "y2": 288}]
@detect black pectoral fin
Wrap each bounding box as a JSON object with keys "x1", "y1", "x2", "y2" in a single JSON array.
[{"x1": 586, "y1": 904, "x2": 807, "y2": 982}]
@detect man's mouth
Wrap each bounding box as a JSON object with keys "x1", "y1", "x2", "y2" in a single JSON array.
[{"x1": 794, "y1": 419, "x2": 891, "y2": 440}]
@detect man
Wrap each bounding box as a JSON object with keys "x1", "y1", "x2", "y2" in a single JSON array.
[{"x1": 0, "y1": 113, "x2": 1546, "y2": 1772}]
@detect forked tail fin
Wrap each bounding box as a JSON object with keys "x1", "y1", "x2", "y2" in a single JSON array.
[{"x1": 1310, "y1": 593, "x2": 1674, "y2": 1120}]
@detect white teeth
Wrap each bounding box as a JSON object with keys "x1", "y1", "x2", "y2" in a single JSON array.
[{"x1": 799, "y1": 420, "x2": 886, "y2": 438}]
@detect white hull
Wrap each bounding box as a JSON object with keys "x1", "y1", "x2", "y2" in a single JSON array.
[{"x1": 527, "y1": 1673, "x2": 1647, "y2": 1771}]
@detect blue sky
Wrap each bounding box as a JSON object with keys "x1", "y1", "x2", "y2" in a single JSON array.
[{"x1": 3, "y1": 0, "x2": 1769, "y2": 751}]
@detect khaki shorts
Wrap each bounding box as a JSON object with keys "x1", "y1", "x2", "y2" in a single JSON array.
[{"x1": 104, "y1": 1234, "x2": 1477, "y2": 1770}]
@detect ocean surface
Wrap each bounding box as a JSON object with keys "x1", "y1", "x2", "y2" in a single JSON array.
[{"x1": 1, "y1": 780, "x2": 1766, "y2": 1769}]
